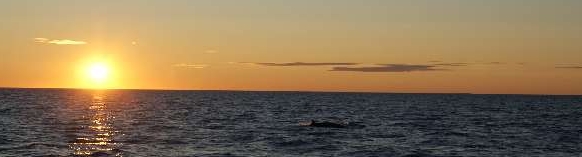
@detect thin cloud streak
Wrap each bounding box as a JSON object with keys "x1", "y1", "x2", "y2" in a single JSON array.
[
  {"x1": 205, "y1": 49, "x2": 218, "y2": 54},
  {"x1": 34, "y1": 38, "x2": 49, "y2": 43},
  {"x1": 330, "y1": 64, "x2": 443, "y2": 72},
  {"x1": 432, "y1": 62, "x2": 469, "y2": 66},
  {"x1": 173, "y1": 63, "x2": 208, "y2": 69},
  {"x1": 33, "y1": 38, "x2": 87, "y2": 45},
  {"x1": 48, "y1": 40, "x2": 87, "y2": 45},
  {"x1": 485, "y1": 62, "x2": 504, "y2": 65}
]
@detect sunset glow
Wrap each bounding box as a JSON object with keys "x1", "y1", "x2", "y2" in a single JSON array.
[
  {"x1": 1, "y1": 1, "x2": 581, "y2": 157},
  {"x1": 0, "y1": 1, "x2": 581, "y2": 94}
]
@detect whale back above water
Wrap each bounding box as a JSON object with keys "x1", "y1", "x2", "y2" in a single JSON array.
[{"x1": 300, "y1": 120, "x2": 351, "y2": 128}]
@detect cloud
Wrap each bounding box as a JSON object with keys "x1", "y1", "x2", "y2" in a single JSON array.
[
  {"x1": 432, "y1": 62, "x2": 469, "y2": 67},
  {"x1": 556, "y1": 66, "x2": 582, "y2": 69},
  {"x1": 48, "y1": 40, "x2": 87, "y2": 45},
  {"x1": 486, "y1": 62, "x2": 504, "y2": 65},
  {"x1": 173, "y1": 63, "x2": 208, "y2": 69},
  {"x1": 205, "y1": 49, "x2": 218, "y2": 54},
  {"x1": 330, "y1": 64, "x2": 443, "y2": 72},
  {"x1": 248, "y1": 62, "x2": 359, "y2": 66},
  {"x1": 234, "y1": 61, "x2": 474, "y2": 73},
  {"x1": 34, "y1": 38, "x2": 49, "y2": 42},
  {"x1": 33, "y1": 38, "x2": 87, "y2": 45}
]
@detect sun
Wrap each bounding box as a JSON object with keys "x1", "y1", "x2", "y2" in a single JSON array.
[{"x1": 87, "y1": 62, "x2": 110, "y2": 84}]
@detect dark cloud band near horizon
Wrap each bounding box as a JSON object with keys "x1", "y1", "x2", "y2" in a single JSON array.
[
  {"x1": 330, "y1": 64, "x2": 443, "y2": 72},
  {"x1": 246, "y1": 62, "x2": 359, "y2": 66},
  {"x1": 556, "y1": 66, "x2": 582, "y2": 69},
  {"x1": 238, "y1": 61, "x2": 527, "y2": 73}
]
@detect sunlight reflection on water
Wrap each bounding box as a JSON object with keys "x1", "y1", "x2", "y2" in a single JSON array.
[{"x1": 68, "y1": 93, "x2": 121, "y2": 156}]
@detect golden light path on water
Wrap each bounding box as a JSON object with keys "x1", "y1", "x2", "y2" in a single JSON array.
[{"x1": 68, "y1": 92, "x2": 121, "y2": 156}]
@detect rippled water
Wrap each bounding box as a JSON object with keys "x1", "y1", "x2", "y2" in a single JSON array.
[{"x1": 0, "y1": 88, "x2": 581, "y2": 156}]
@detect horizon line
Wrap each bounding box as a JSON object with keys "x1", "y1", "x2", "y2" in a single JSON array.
[{"x1": 0, "y1": 86, "x2": 580, "y2": 96}]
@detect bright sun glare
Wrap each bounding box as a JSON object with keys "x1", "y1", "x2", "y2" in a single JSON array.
[{"x1": 87, "y1": 62, "x2": 109, "y2": 84}]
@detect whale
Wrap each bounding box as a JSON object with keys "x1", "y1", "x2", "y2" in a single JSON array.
[{"x1": 301, "y1": 120, "x2": 347, "y2": 128}]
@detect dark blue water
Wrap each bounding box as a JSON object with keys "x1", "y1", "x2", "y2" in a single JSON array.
[{"x1": 0, "y1": 88, "x2": 581, "y2": 156}]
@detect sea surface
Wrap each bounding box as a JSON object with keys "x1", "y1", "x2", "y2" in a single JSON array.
[{"x1": 0, "y1": 88, "x2": 581, "y2": 157}]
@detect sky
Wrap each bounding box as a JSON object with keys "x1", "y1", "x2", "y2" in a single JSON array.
[{"x1": 0, "y1": 0, "x2": 581, "y2": 94}]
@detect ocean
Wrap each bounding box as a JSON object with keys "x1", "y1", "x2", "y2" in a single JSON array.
[{"x1": 0, "y1": 88, "x2": 581, "y2": 156}]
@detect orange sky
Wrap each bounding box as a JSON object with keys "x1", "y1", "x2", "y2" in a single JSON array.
[{"x1": 1, "y1": 1, "x2": 581, "y2": 95}]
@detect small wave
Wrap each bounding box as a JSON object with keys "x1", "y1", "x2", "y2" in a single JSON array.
[
  {"x1": 307, "y1": 131, "x2": 337, "y2": 136},
  {"x1": 272, "y1": 139, "x2": 313, "y2": 147},
  {"x1": 0, "y1": 137, "x2": 14, "y2": 145},
  {"x1": 340, "y1": 147, "x2": 398, "y2": 156},
  {"x1": 400, "y1": 153, "x2": 440, "y2": 157},
  {"x1": 0, "y1": 107, "x2": 12, "y2": 113},
  {"x1": 368, "y1": 133, "x2": 405, "y2": 139},
  {"x1": 227, "y1": 134, "x2": 256, "y2": 143},
  {"x1": 117, "y1": 135, "x2": 155, "y2": 144},
  {"x1": 161, "y1": 139, "x2": 189, "y2": 145},
  {"x1": 194, "y1": 152, "x2": 245, "y2": 157},
  {"x1": 80, "y1": 149, "x2": 122, "y2": 157},
  {"x1": 425, "y1": 130, "x2": 476, "y2": 138},
  {"x1": 556, "y1": 133, "x2": 581, "y2": 144},
  {"x1": 0, "y1": 142, "x2": 67, "y2": 151},
  {"x1": 147, "y1": 124, "x2": 181, "y2": 131}
]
